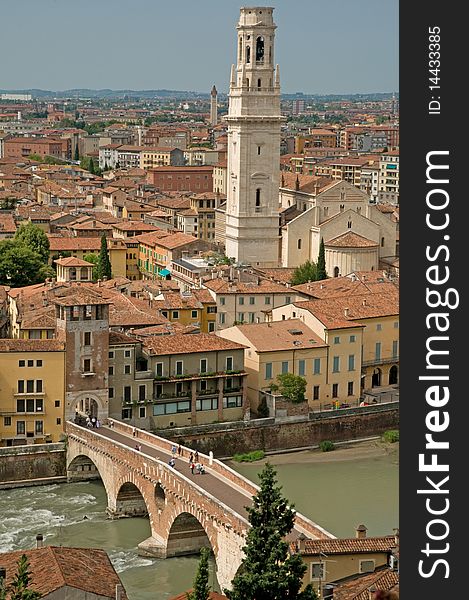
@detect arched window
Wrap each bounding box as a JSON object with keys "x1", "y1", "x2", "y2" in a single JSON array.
[
  {"x1": 347, "y1": 220, "x2": 352, "y2": 228},
  {"x1": 80, "y1": 267, "x2": 89, "y2": 280},
  {"x1": 257, "y1": 78, "x2": 262, "y2": 88},
  {"x1": 255, "y1": 188, "x2": 261, "y2": 207},
  {"x1": 298, "y1": 239, "x2": 302, "y2": 250},
  {"x1": 69, "y1": 268, "x2": 76, "y2": 281},
  {"x1": 381, "y1": 237, "x2": 385, "y2": 247},
  {"x1": 268, "y1": 46, "x2": 272, "y2": 64},
  {"x1": 340, "y1": 204, "x2": 344, "y2": 212},
  {"x1": 246, "y1": 45, "x2": 251, "y2": 64},
  {"x1": 256, "y1": 37, "x2": 265, "y2": 62},
  {"x1": 239, "y1": 37, "x2": 243, "y2": 62},
  {"x1": 334, "y1": 266, "x2": 340, "y2": 277}
]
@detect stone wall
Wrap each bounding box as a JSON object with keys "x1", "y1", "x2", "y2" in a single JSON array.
[
  {"x1": 156, "y1": 407, "x2": 399, "y2": 457},
  {"x1": 0, "y1": 444, "x2": 66, "y2": 484}
]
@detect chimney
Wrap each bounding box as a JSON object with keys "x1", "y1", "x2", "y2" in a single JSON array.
[
  {"x1": 362, "y1": 299, "x2": 367, "y2": 307},
  {"x1": 355, "y1": 524, "x2": 367, "y2": 539},
  {"x1": 97, "y1": 279, "x2": 102, "y2": 287},
  {"x1": 344, "y1": 308, "x2": 349, "y2": 317},
  {"x1": 36, "y1": 533, "x2": 44, "y2": 548},
  {"x1": 393, "y1": 527, "x2": 399, "y2": 546},
  {"x1": 296, "y1": 533, "x2": 307, "y2": 553},
  {"x1": 320, "y1": 283, "x2": 324, "y2": 289}
]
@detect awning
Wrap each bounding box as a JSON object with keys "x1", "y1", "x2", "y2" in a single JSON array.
[{"x1": 159, "y1": 268, "x2": 171, "y2": 276}]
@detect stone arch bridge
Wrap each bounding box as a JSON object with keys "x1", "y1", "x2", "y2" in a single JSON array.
[{"x1": 66, "y1": 420, "x2": 334, "y2": 590}]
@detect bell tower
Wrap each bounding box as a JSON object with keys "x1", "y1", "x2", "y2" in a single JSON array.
[{"x1": 224, "y1": 7, "x2": 285, "y2": 266}]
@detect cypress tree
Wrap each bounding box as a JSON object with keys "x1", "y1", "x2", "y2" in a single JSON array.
[
  {"x1": 89, "y1": 157, "x2": 96, "y2": 175},
  {"x1": 186, "y1": 547, "x2": 211, "y2": 600},
  {"x1": 74, "y1": 145, "x2": 79, "y2": 161},
  {"x1": 316, "y1": 238, "x2": 327, "y2": 280},
  {"x1": 96, "y1": 234, "x2": 112, "y2": 280},
  {"x1": 225, "y1": 463, "x2": 317, "y2": 600}
]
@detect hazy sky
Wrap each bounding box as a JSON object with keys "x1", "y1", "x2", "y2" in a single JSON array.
[{"x1": 0, "y1": 0, "x2": 398, "y2": 94}]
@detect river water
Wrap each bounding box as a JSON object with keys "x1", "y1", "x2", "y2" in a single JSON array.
[{"x1": 0, "y1": 445, "x2": 398, "y2": 599}]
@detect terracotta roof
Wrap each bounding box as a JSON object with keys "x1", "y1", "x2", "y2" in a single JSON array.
[
  {"x1": 254, "y1": 267, "x2": 296, "y2": 285},
  {"x1": 297, "y1": 536, "x2": 396, "y2": 555},
  {"x1": 47, "y1": 236, "x2": 102, "y2": 251},
  {"x1": 226, "y1": 319, "x2": 327, "y2": 352},
  {"x1": 53, "y1": 286, "x2": 111, "y2": 307},
  {"x1": 0, "y1": 546, "x2": 128, "y2": 599},
  {"x1": 20, "y1": 305, "x2": 56, "y2": 330},
  {"x1": 0, "y1": 339, "x2": 64, "y2": 352},
  {"x1": 143, "y1": 332, "x2": 246, "y2": 356},
  {"x1": 204, "y1": 278, "x2": 289, "y2": 295},
  {"x1": 293, "y1": 271, "x2": 398, "y2": 300},
  {"x1": 325, "y1": 232, "x2": 379, "y2": 248},
  {"x1": 333, "y1": 567, "x2": 399, "y2": 600},
  {"x1": 112, "y1": 220, "x2": 160, "y2": 232},
  {"x1": 54, "y1": 256, "x2": 94, "y2": 267},
  {"x1": 0, "y1": 213, "x2": 17, "y2": 233},
  {"x1": 136, "y1": 231, "x2": 198, "y2": 250},
  {"x1": 156, "y1": 197, "x2": 192, "y2": 210},
  {"x1": 109, "y1": 331, "x2": 139, "y2": 346}
]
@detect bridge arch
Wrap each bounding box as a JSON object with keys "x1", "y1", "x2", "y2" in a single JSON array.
[
  {"x1": 115, "y1": 481, "x2": 149, "y2": 518},
  {"x1": 166, "y1": 510, "x2": 214, "y2": 559}
]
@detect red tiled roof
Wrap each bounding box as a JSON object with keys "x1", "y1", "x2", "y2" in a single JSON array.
[
  {"x1": 325, "y1": 232, "x2": 379, "y2": 248},
  {"x1": 0, "y1": 339, "x2": 64, "y2": 352},
  {"x1": 143, "y1": 332, "x2": 246, "y2": 356}
]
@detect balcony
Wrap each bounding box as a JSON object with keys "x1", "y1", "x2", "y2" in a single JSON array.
[
  {"x1": 153, "y1": 391, "x2": 191, "y2": 400},
  {"x1": 153, "y1": 370, "x2": 246, "y2": 383},
  {"x1": 197, "y1": 388, "x2": 219, "y2": 396},
  {"x1": 135, "y1": 370, "x2": 152, "y2": 380},
  {"x1": 223, "y1": 386, "x2": 242, "y2": 394},
  {"x1": 362, "y1": 356, "x2": 399, "y2": 367}
]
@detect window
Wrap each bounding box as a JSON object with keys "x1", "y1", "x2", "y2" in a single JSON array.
[
  {"x1": 109, "y1": 366, "x2": 114, "y2": 376},
  {"x1": 172, "y1": 310, "x2": 179, "y2": 319},
  {"x1": 176, "y1": 361, "x2": 183, "y2": 375},
  {"x1": 359, "y1": 560, "x2": 376, "y2": 574},
  {"x1": 298, "y1": 360, "x2": 305, "y2": 376},
  {"x1": 139, "y1": 406, "x2": 146, "y2": 418},
  {"x1": 196, "y1": 397, "x2": 218, "y2": 411},
  {"x1": 36, "y1": 399, "x2": 43, "y2": 412},
  {"x1": 26, "y1": 399, "x2": 35, "y2": 412},
  {"x1": 27, "y1": 360, "x2": 34, "y2": 367},
  {"x1": 219, "y1": 297, "x2": 226, "y2": 306},
  {"x1": 17, "y1": 421, "x2": 25, "y2": 435},
  {"x1": 4, "y1": 416, "x2": 11, "y2": 426},
  {"x1": 27, "y1": 380, "x2": 34, "y2": 393},
  {"x1": 84, "y1": 332, "x2": 91, "y2": 346},
  {"x1": 16, "y1": 399, "x2": 25, "y2": 412},
  {"x1": 125, "y1": 350, "x2": 131, "y2": 358},
  {"x1": 36, "y1": 360, "x2": 42, "y2": 367},
  {"x1": 109, "y1": 387, "x2": 114, "y2": 399},
  {"x1": 248, "y1": 297, "x2": 255, "y2": 305},
  {"x1": 208, "y1": 322, "x2": 215, "y2": 332},
  {"x1": 348, "y1": 355, "x2": 355, "y2": 371},
  {"x1": 297, "y1": 239, "x2": 302, "y2": 250},
  {"x1": 35, "y1": 421, "x2": 43, "y2": 434},
  {"x1": 239, "y1": 297, "x2": 245, "y2": 305},
  {"x1": 122, "y1": 408, "x2": 132, "y2": 420},
  {"x1": 200, "y1": 359, "x2": 207, "y2": 373},
  {"x1": 376, "y1": 323, "x2": 382, "y2": 331},
  {"x1": 55, "y1": 400, "x2": 60, "y2": 407},
  {"x1": 311, "y1": 563, "x2": 325, "y2": 580},
  {"x1": 139, "y1": 385, "x2": 146, "y2": 401},
  {"x1": 285, "y1": 296, "x2": 291, "y2": 304},
  {"x1": 162, "y1": 311, "x2": 168, "y2": 318},
  {"x1": 219, "y1": 312, "x2": 226, "y2": 325},
  {"x1": 223, "y1": 395, "x2": 243, "y2": 408},
  {"x1": 124, "y1": 364, "x2": 131, "y2": 375},
  {"x1": 156, "y1": 362, "x2": 163, "y2": 377},
  {"x1": 313, "y1": 358, "x2": 321, "y2": 375},
  {"x1": 313, "y1": 385, "x2": 320, "y2": 401},
  {"x1": 257, "y1": 145, "x2": 261, "y2": 155},
  {"x1": 255, "y1": 188, "x2": 261, "y2": 207},
  {"x1": 56, "y1": 418, "x2": 62, "y2": 425},
  {"x1": 207, "y1": 306, "x2": 217, "y2": 313},
  {"x1": 36, "y1": 380, "x2": 42, "y2": 393},
  {"x1": 248, "y1": 312, "x2": 255, "y2": 323},
  {"x1": 237, "y1": 312, "x2": 245, "y2": 322},
  {"x1": 393, "y1": 340, "x2": 399, "y2": 358},
  {"x1": 375, "y1": 342, "x2": 381, "y2": 360},
  {"x1": 109, "y1": 351, "x2": 114, "y2": 359},
  {"x1": 265, "y1": 296, "x2": 271, "y2": 305},
  {"x1": 281, "y1": 361, "x2": 289, "y2": 374},
  {"x1": 84, "y1": 359, "x2": 91, "y2": 373},
  {"x1": 226, "y1": 357, "x2": 233, "y2": 371},
  {"x1": 334, "y1": 336, "x2": 340, "y2": 344},
  {"x1": 85, "y1": 305, "x2": 93, "y2": 320},
  {"x1": 348, "y1": 381, "x2": 354, "y2": 396},
  {"x1": 332, "y1": 357, "x2": 340, "y2": 373},
  {"x1": 191, "y1": 310, "x2": 198, "y2": 318},
  {"x1": 332, "y1": 383, "x2": 339, "y2": 398},
  {"x1": 350, "y1": 335, "x2": 356, "y2": 343},
  {"x1": 265, "y1": 362, "x2": 273, "y2": 379},
  {"x1": 124, "y1": 386, "x2": 131, "y2": 402},
  {"x1": 394, "y1": 321, "x2": 399, "y2": 329}
]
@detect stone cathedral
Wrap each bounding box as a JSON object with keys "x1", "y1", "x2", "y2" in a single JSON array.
[{"x1": 224, "y1": 7, "x2": 285, "y2": 267}]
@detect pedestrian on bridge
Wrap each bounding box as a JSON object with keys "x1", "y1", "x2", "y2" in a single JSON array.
[
  {"x1": 194, "y1": 450, "x2": 199, "y2": 462},
  {"x1": 190, "y1": 462, "x2": 195, "y2": 475},
  {"x1": 169, "y1": 458, "x2": 176, "y2": 468},
  {"x1": 177, "y1": 444, "x2": 182, "y2": 457},
  {"x1": 188, "y1": 452, "x2": 193, "y2": 465}
]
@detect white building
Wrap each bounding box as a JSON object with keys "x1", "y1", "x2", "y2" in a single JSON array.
[{"x1": 224, "y1": 7, "x2": 285, "y2": 267}]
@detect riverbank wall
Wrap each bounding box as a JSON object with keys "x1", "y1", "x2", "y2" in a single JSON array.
[
  {"x1": 154, "y1": 405, "x2": 399, "y2": 457},
  {"x1": 0, "y1": 443, "x2": 66, "y2": 489}
]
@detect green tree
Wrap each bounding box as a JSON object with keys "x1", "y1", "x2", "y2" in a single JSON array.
[
  {"x1": 27, "y1": 153, "x2": 43, "y2": 162},
  {"x1": 186, "y1": 547, "x2": 211, "y2": 600},
  {"x1": 88, "y1": 157, "x2": 96, "y2": 175},
  {"x1": 83, "y1": 252, "x2": 98, "y2": 281},
  {"x1": 271, "y1": 373, "x2": 307, "y2": 404},
  {"x1": 290, "y1": 260, "x2": 317, "y2": 286},
  {"x1": 225, "y1": 463, "x2": 317, "y2": 600},
  {"x1": 316, "y1": 238, "x2": 327, "y2": 280},
  {"x1": 0, "y1": 241, "x2": 47, "y2": 287},
  {"x1": 15, "y1": 222, "x2": 50, "y2": 263},
  {"x1": 6, "y1": 554, "x2": 41, "y2": 600},
  {"x1": 96, "y1": 234, "x2": 112, "y2": 280},
  {"x1": 74, "y1": 145, "x2": 79, "y2": 161}
]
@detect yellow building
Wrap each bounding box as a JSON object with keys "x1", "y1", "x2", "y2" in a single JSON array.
[
  {"x1": 293, "y1": 529, "x2": 399, "y2": 599},
  {"x1": 0, "y1": 339, "x2": 66, "y2": 446},
  {"x1": 152, "y1": 289, "x2": 217, "y2": 333},
  {"x1": 219, "y1": 318, "x2": 362, "y2": 411},
  {"x1": 139, "y1": 147, "x2": 184, "y2": 169}
]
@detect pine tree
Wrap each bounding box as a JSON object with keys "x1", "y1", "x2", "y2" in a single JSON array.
[
  {"x1": 96, "y1": 234, "x2": 112, "y2": 280},
  {"x1": 225, "y1": 463, "x2": 317, "y2": 600},
  {"x1": 7, "y1": 554, "x2": 42, "y2": 600},
  {"x1": 316, "y1": 238, "x2": 327, "y2": 280},
  {"x1": 186, "y1": 547, "x2": 211, "y2": 600},
  {"x1": 89, "y1": 157, "x2": 96, "y2": 175}
]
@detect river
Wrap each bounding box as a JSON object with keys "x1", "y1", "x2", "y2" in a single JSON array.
[{"x1": 0, "y1": 443, "x2": 398, "y2": 599}]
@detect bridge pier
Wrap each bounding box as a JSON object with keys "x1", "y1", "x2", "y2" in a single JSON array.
[{"x1": 137, "y1": 534, "x2": 168, "y2": 558}]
